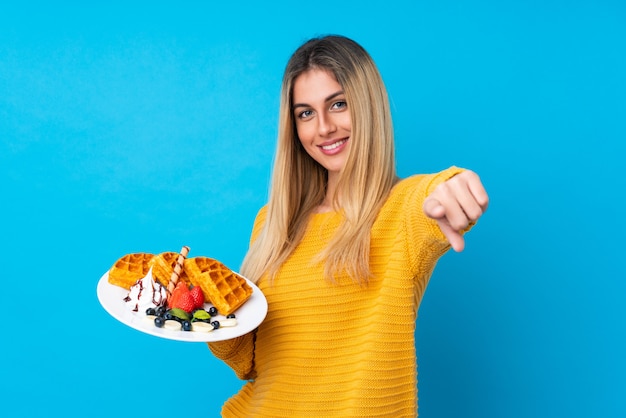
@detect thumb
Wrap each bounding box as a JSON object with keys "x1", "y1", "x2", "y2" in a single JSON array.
[{"x1": 423, "y1": 197, "x2": 446, "y2": 220}]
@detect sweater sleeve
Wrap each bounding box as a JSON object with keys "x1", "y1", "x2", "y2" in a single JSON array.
[
  {"x1": 404, "y1": 166, "x2": 466, "y2": 276},
  {"x1": 206, "y1": 207, "x2": 268, "y2": 380},
  {"x1": 207, "y1": 332, "x2": 257, "y2": 380}
]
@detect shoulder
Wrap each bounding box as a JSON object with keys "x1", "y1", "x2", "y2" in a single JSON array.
[
  {"x1": 248, "y1": 205, "x2": 268, "y2": 242},
  {"x1": 253, "y1": 205, "x2": 268, "y2": 224}
]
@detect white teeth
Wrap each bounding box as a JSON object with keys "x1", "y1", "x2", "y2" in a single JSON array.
[{"x1": 321, "y1": 139, "x2": 347, "y2": 150}]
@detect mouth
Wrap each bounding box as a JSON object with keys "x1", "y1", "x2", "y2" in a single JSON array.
[{"x1": 320, "y1": 138, "x2": 348, "y2": 151}]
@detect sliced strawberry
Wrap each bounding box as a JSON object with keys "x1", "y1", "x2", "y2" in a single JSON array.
[
  {"x1": 190, "y1": 286, "x2": 205, "y2": 309},
  {"x1": 168, "y1": 281, "x2": 188, "y2": 309}
]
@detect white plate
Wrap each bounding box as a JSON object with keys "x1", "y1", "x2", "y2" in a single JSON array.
[{"x1": 97, "y1": 271, "x2": 267, "y2": 342}]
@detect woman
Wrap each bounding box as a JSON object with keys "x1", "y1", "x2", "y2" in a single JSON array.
[{"x1": 209, "y1": 35, "x2": 489, "y2": 417}]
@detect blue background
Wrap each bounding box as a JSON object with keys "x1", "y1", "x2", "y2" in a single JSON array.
[{"x1": 1, "y1": 1, "x2": 624, "y2": 417}]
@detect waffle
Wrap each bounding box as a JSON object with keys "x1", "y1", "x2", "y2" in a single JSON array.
[
  {"x1": 151, "y1": 251, "x2": 189, "y2": 288},
  {"x1": 184, "y1": 257, "x2": 253, "y2": 316},
  {"x1": 108, "y1": 252, "x2": 155, "y2": 290}
]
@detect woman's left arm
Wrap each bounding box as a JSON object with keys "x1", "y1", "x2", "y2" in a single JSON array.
[{"x1": 422, "y1": 170, "x2": 489, "y2": 252}]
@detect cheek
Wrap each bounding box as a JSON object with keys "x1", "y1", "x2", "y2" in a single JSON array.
[
  {"x1": 339, "y1": 112, "x2": 352, "y2": 131},
  {"x1": 295, "y1": 123, "x2": 314, "y2": 144}
]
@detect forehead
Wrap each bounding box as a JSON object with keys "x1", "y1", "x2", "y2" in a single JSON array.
[{"x1": 292, "y1": 69, "x2": 342, "y2": 103}]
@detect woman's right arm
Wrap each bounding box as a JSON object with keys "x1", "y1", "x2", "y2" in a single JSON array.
[
  {"x1": 207, "y1": 206, "x2": 267, "y2": 380},
  {"x1": 207, "y1": 331, "x2": 257, "y2": 380}
]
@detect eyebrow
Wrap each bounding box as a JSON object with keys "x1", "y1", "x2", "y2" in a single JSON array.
[{"x1": 292, "y1": 90, "x2": 345, "y2": 110}]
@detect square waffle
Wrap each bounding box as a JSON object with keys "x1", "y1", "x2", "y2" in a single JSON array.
[
  {"x1": 108, "y1": 252, "x2": 155, "y2": 290},
  {"x1": 184, "y1": 257, "x2": 253, "y2": 316}
]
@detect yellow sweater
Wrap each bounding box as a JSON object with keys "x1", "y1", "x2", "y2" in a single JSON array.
[{"x1": 209, "y1": 167, "x2": 463, "y2": 417}]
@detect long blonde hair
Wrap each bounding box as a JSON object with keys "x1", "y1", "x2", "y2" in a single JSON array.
[{"x1": 240, "y1": 35, "x2": 397, "y2": 283}]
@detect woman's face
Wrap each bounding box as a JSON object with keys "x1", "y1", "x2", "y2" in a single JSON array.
[{"x1": 292, "y1": 68, "x2": 352, "y2": 178}]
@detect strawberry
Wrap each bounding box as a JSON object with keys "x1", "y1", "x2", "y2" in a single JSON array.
[
  {"x1": 173, "y1": 292, "x2": 197, "y2": 313},
  {"x1": 190, "y1": 286, "x2": 205, "y2": 309},
  {"x1": 168, "y1": 281, "x2": 188, "y2": 309}
]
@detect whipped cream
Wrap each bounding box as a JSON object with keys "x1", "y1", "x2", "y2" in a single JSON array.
[{"x1": 124, "y1": 267, "x2": 167, "y2": 312}]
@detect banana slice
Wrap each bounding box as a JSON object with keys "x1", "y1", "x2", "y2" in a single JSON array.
[
  {"x1": 191, "y1": 321, "x2": 214, "y2": 333},
  {"x1": 219, "y1": 318, "x2": 238, "y2": 327},
  {"x1": 163, "y1": 320, "x2": 182, "y2": 331},
  {"x1": 145, "y1": 315, "x2": 157, "y2": 325}
]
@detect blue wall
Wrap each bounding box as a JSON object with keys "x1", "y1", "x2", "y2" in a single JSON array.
[{"x1": 1, "y1": 1, "x2": 624, "y2": 417}]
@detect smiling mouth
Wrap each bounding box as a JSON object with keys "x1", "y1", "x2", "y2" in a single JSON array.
[{"x1": 320, "y1": 139, "x2": 348, "y2": 151}]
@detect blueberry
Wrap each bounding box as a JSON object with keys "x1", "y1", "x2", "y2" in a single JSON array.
[
  {"x1": 211, "y1": 321, "x2": 220, "y2": 330},
  {"x1": 164, "y1": 312, "x2": 174, "y2": 321},
  {"x1": 155, "y1": 306, "x2": 167, "y2": 317},
  {"x1": 146, "y1": 307, "x2": 156, "y2": 316},
  {"x1": 208, "y1": 307, "x2": 218, "y2": 316},
  {"x1": 182, "y1": 321, "x2": 192, "y2": 331},
  {"x1": 227, "y1": 314, "x2": 236, "y2": 319},
  {"x1": 154, "y1": 317, "x2": 165, "y2": 328}
]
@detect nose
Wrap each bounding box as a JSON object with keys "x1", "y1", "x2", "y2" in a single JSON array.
[{"x1": 317, "y1": 112, "x2": 337, "y2": 136}]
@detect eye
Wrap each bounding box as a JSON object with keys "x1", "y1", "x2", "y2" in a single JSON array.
[
  {"x1": 331, "y1": 100, "x2": 347, "y2": 111},
  {"x1": 297, "y1": 109, "x2": 314, "y2": 120}
]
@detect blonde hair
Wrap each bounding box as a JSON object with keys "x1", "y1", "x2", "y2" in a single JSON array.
[{"x1": 240, "y1": 35, "x2": 397, "y2": 284}]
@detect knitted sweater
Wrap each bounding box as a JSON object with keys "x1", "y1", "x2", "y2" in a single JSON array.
[{"x1": 209, "y1": 167, "x2": 463, "y2": 417}]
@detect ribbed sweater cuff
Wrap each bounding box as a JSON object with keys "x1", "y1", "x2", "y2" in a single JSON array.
[{"x1": 208, "y1": 333, "x2": 256, "y2": 380}]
